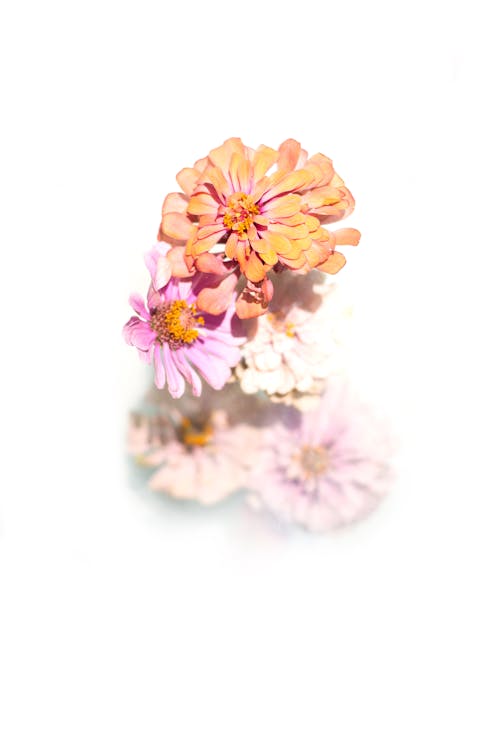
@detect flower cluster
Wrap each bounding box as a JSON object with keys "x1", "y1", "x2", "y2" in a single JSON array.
[
  {"x1": 124, "y1": 137, "x2": 359, "y2": 399},
  {"x1": 124, "y1": 138, "x2": 393, "y2": 532},
  {"x1": 128, "y1": 382, "x2": 392, "y2": 532}
]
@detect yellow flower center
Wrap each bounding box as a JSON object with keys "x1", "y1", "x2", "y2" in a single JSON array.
[
  {"x1": 266, "y1": 312, "x2": 295, "y2": 337},
  {"x1": 298, "y1": 445, "x2": 329, "y2": 479},
  {"x1": 150, "y1": 300, "x2": 204, "y2": 349},
  {"x1": 179, "y1": 417, "x2": 213, "y2": 447},
  {"x1": 223, "y1": 192, "x2": 260, "y2": 236}
]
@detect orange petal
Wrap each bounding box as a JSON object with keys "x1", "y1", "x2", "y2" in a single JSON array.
[
  {"x1": 302, "y1": 185, "x2": 342, "y2": 209},
  {"x1": 235, "y1": 239, "x2": 250, "y2": 269},
  {"x1": 202, "y1": 166, "x2": 230, "y2": 201},
  {"x1": 229, "y1": 151, "x2": 250, "y2": 193},
  {"x1": 262, "y1": 276, "x2": 274, "y2": 304},
  {"x1": 236, "y1": 293, "x2": 268, "y2": 319},
  {"x1": 246, "y1": 223, "x2": 259, "y2": 241},
  {"x1": 176, "y1": 168, "x2": 201, "y2": 195},
  {"x1": 309, "y1": 187, "x2": 355, "y2": 221},
  {"x1": 168, "y1": 246, "x2": 195, "y2": 278},
  {"x1": 304, "y1": 153, "x2": 334, "y2": 188},
  {"x1": 279, "y1": 254, "x2": 307, "y2": 270},
  {"x1": 250, "y1": 238, "x2": 278, "y2": 266},
  {"x1": 162, "y1": 192, "x2": 189, "y2": 215},
  {"x1": 309, "y1": 226, "x2": 330, "y2": 242},
  {"x1": 316, "y1": 251, "x2": 347, "y2": 274},
  {"x1": 312, "y1": 201, "x2": 354, "y2": 220},
  {"x1": 303, "y1": 241, "x2": 330, "y2": 269},
  {"x1": 196, "y1": 273, "x2": 238, "y2": 316},
  {"x1": 263, "y1": 193, "x2": 302, "y2": 218},
  {"x1": 208, "y1": 138, "x2": 245, "y2": 175},
  {"x1": 253, "y1": 214, "x2": 269, "y2": 229},
  {"x1": 278, "y1": 212, "x2": 308, "y2": 227},
  {"x1": 187, "y1": 191, "x2": 219, "y2": 216},
  {"x1": 251, "y1": 174, "x2": 273, "y2": 203},
  {"x1": 304, "y1": 214, "x2": 321, "y2": 232},
  {"x1": 195, "y1": 252, "x2": 227, "y2": 275},
  {"x1": 161, "y1": 212, "x2": 195, "y2": 241},
  {"x1": 192, "y1": 230, "x2": 226, "y2": 254},
  {"x1": 330, "y1": 228, "x2": 361, "y2": 246},
  {"x1": 277, "y1": 138, "x2": 301, "y2": 171},
  {"x1": 288, "y1": 236, "x2": 312, "y2": 255},
  {"x1": 197, "y1": 221, "x2": 225, "y2": 240},
  {"x1": 252, "y1": 145, "x2": 279, "y2": 182},
  {"x1": 245, "y1": 251, "x2": 267, "y2": 283},
  {"x1": 262, "y1": 232, "x2": 293, "y2": 259},
  {"x1": 268, "y1": 221, "x2": 309, "y2": 240},
  {"x1": 260, "y1": 169, "x2": 314, "y2": 202},
  {"x1": 224, "y1": 232, "x2": 239, "y2": 260},
  {"x1": 193, "y1": 157, "x2": 209, "y2": 172}
]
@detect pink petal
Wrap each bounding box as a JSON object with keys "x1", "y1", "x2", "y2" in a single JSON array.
[
  {"x1": 185, "y1": 346, "x2": 232, "y2": 390},
  {"x1": 123, "y1": 316, "x2": 141, "y2": 345},
  {"x1": 153, "y1": 256, "x2": 172, "y2": 289},
  {"x1": 137, "y1": 348, "x2": 153, "y2": 364},
  {"x1": 171, "y1": 349, "x2": 202, "y2": 397},
  {"x1": 131, "y1": 326, "x2": 156, "y2": 351},
  {"x1": 153, "y1": 345, "x2": 166, "y2": 389},
  {"x1": 128, "y1": 293, "x2": 149, "y2": 319},
  {"x1": 163, "y1": 345, "x2": 185, "y2": 399},
  {"x1": 198, "y1": 337, "x2": 241, "y2": 368}
]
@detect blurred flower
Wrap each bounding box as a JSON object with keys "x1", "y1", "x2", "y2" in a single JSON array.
[
  {"x1": 158, "y1": 137, "x2": 360, "y2": 318},
  {"x1": 247, "y1": 384, "x2": 393, "y2": 532},
  {"x1": 127, "y1": 411, "x2": 173, "y2": 455},
  {"x1": 123, "y1": 273, "x2": 245, "y2": 397},
  {"x1": 235, "y1": 273, "x2": 351, "y2": 403},
  {"x1": 127, "y1": 387, "x2": 262, "y2": 505}
]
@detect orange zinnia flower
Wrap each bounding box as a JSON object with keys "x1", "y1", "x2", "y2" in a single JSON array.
[{"x1": 159, "y1": 138, "x2": 360, "y2": 318}]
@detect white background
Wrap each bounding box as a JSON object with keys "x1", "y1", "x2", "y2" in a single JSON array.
[{"x1": 1, "y1": 1, "x2": 499, "y2": 746}]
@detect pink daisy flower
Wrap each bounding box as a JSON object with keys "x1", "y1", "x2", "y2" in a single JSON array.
[
  {"x1": 123, "y1": 273, "x2": 246, "y2": 398},
  {"x1": 248, "y1": 383, "x2": 393, "y2": 532}
]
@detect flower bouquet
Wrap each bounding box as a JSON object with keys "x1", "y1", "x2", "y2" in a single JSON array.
[{"x1": 124, "y1": 138, "x2": 392, "y2": 532}]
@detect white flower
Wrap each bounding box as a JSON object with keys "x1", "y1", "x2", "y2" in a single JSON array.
[{"x1": 235, "y1": 272, "x2": 352, "y2": 404}]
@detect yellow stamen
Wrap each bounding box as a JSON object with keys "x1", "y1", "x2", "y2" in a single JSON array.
[
  {"x1": 298, "y1": 445, "x2": 329, "y2": 479},
  {"x1": 223, "y1": 192, "x2": 260, "y2": 236},
  {"x1": 150, "y1": 300, "x2": 204, "y2": 348},
  {"x1": 266, "y1": 312, "x2": 295, "y2": 338},
  {"x1": 179, "y1": 417, "x2": 213, "y2": 447}
]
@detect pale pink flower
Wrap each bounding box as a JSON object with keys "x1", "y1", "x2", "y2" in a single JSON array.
[
  {"x1": 248, "y1": 383, "x2": 393, "y2": 532},
  {"x1": 123, "y1": 272, "x2": 245, "y2": 398},
  {"x1": 158, "y1": 137, "x2": 360, "y2": 318},
  {"x1": 236, "y1": 273, "x2": 351, "y2": 401},
  {"x1": 127, "y1": 412, "x2": 173, "y2": 455},
  {"x1": 127, "y1": 387, "x2": 262, "y2": 505}
]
